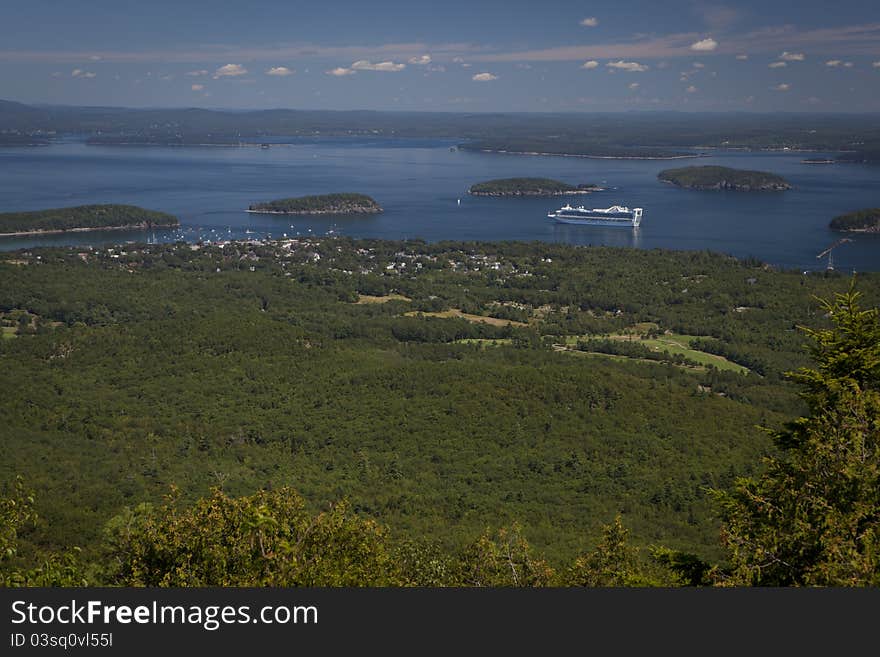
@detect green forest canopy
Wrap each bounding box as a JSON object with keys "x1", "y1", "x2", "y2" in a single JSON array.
[{"x1": 0, "y1": 204, "x2": 179, "y2": 234}]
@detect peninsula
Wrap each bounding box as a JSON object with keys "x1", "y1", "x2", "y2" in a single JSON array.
[
  {"x1": 830, "y1": 208, "x2": 880, "y2": 233},
  {"x1": 247, "y1": 193, "x2": 382, "y2": 215},
  {"x1": 0, "y1": 204, "x2": 179, "y2": 236},
  {"x1": 658, "y1": 165, "x2": 792, "y2": 191},
  {"x1": 468, "y1": 178, "x2": 603, "y2": 197}
]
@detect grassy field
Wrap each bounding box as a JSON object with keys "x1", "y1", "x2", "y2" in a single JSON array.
[
  {"x1": 405, "y1": 309, "x2": 530, "y2": 327},
  {"x1": 553, "y1": 329, "x2": 750, "y2": 374},
  {"x1": 355, "y1": 293, "x2": 412, "y2": 304}
]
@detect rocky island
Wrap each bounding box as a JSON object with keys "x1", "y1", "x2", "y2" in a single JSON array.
[
  {"x1": 658, "y1": 166, "x2": 792, "y2": 191},
  {"x1": 468, "y1": 177, "x2": 603, "y2": 197},
  {"x1": 830, "y1": 208, "x2": 880, "y2": 233},
  {"x1": 247, "y1": 193, "x2": 383, "y2": 215},
  {"x1": 0, "y1": 204, "x2": 179, "y2": 236}
]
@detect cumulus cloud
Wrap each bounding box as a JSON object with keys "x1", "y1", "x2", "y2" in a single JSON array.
[
  {"x1": 186, "y1": 70, "x2": 209, "y2": 76},
  {"x1": 71, "y1": 69, "x2": 96, "y2": 78},
  {"x1": 326, "y1": 67, "x2": 355, "y2": 76},
  {"x1": 266, "y1": 66, "x2": 294, "y2": 76},
  {"x1": 580, "y1": 17, "x2": 599, "y2": 27},
  {"x1": 351, "y1": 59, "x2": 405, "y2": 72},
  {"x1": 191, "y1": 84, "x2": 204, "y2": 91},
  {"x1": 769, "y1": 61, "x2": 787, "y2": 68},
  {"x1": 408, "y1": 55, "x2": 431, "y2": 65},
  {"x1": 779, "y1": 51, "x2": 805, "y2": 61},
  {"x1": 690, "y1": 38, "x2": 718, "y2": 52},
  {"x1": 774, "y1": 83, "x2": 791, "y2": 91},
  {"x1": 581, "y1": 60, "x2": 599, "y2": 70},
  {"x1": 628, "y1": 82, "x2": 640, "y2": 89},
  {"x1": 606, "y1": 60, "x2": 649, "y2": 72},
  {"x1": 213, "y1": 64, "x2": 247, "y2": 78},
  {"x1": 472, "y1": 72, "x2": 498, "y2": 81},
  {"x1": 736, "y1": 54, "x2": 749, "y2": 60},
  {"x1": 686, "y1": 85, "x2": 697, "y2": 93}
]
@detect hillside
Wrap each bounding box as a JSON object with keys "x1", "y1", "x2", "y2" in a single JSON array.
[
  {"x1": 658, "y1": 166, "x2": 792, "y2": 191},
  {"x1": 468, "y1": 178, "x2": 601, "y2": 196},
  {"x1": 0, "y1": 204, "x2": 179, "y2": 235},
  {"x1": 248, "y1": 193, "x2": 382, "y2": 215},
  {"x1": 2, "y1": 238, "x2": 876, "y2": 569},
  {"x1": 830, "y1": 208, "x2": 880, "y2": 232}
]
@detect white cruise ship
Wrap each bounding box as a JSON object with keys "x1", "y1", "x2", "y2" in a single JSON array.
[{"x1": 548, "y1": 204, "x2": 643, "y2": 228}]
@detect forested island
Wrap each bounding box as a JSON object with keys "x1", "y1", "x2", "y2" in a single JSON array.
[
  {"x1": 468, "y1": 177, "x2": 603, "y2": 196},
  {"x1": 248, "y1": 193, "x2": 382, "y2": 215},
  {"x1": 459, "y1": 138, "x2": 698, "y2": 160},
  {"x1": 658, "y1": 166, "x2": 792, "y2": 191},
  {"x1": 830, "y1": 208, "x2": 880, "y2": 233},
  {"x1": 1, "y1": 237, "x2": 878, "y2": 587},
  {"x1": 0, "y1": 204, "x2": 179, "y2": 236}
]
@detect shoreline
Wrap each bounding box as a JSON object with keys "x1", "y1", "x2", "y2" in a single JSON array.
[
  {"x1": 0, "y1": 222, "x2": 179, "y2": 238},
  {"x1": 469, "y1": 187, "x2": 604, "y2": 197},
  {"x1": 246, "y1": 208, "x2": 382, "y2": 216},
  {"x1": 469, "y1": 148, "x2": 704, "y2": 161}
]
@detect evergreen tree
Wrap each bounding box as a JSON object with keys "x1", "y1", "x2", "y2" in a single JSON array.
[{"x1": 714, "y1": 285, "x2": 880, "y2": 585}]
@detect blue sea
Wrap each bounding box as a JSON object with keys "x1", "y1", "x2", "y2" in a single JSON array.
[{"x1": 1, "y1": 137, "x2": 878, "y2": 271}]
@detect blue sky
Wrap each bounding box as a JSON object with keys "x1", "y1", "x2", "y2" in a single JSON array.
[{"x1": 1, "y1": 0, "x2": 879, "y2": 111}]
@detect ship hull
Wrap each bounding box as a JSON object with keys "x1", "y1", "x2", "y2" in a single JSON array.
[{"x1": 553, "y1": 216, "x2": 638, "y2": 227}]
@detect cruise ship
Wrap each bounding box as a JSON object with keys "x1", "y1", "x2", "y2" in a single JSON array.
[{"x1": 548, "y1": 204, "x2": 643, "y2": 228}]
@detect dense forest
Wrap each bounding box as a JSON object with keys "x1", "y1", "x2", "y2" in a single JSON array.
[
  {"x1": 1, "y1": 237, "x2": 878, "y2": 586},
  {"x1": 247, "y1": 194, "x2": 382, "y2": 215},
  {"x1": 830, "y1": 208, "x2": 880, "y2": 232},
  {"x1": 0, "y1": 204, "x2": 179, "y2": 234},
  {"x1": 657, "y1": 166, "x2": 791, "y2": 191},
  {"x1": 468, "y1": 178, "x2": 599, "y2": 196}
]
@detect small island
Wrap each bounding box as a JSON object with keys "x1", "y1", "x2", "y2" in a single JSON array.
[
  {"x1": 247, "y1": 193, "x2": 383, "y2": 215},
  {"x1": 830, "y1": 208, "x2": 880, "y2": 233},
  {"x1": 468, "y1": 177, "x2": 602, "y2": 197},
  {"x1": 658, "y1": 166, "x2": 791, "y2": 191},
  {"x1": 802, "y1": 158, "x2": 835, "y2": 164},
  {"x1": 0, "y1": 204, "x2": 179, "y2": 236}
]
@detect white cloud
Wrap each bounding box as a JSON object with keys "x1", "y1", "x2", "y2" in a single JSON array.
[
  {"x1": 690, "y1": 38, "x2": 718, "y2": 52},
  {"x1": 628, "y1": 82, "x2": 640, "y2": 89},
  {"x1": 191, "y1": 84, "x2": 204, "y2": 91},
  {"x1": 186, "y1": 70, "x2": 209, "y2": 76},
  {"x1": 266, "y1": 66, "x2": 294, "y2": 76},
  {"x1": 351, "y1": 59, "x2": 405, "y2": 72},
  {"x1": 71, "y1": 69, "x2": 96, "y2": 78},
  {"x1": 780, "y1": 51, "x2": 805, "y2": 61},
  {"x1": 686, "y1": 85, "x2": 698, "y2": 93},
  {"x1": 774, "y1": 83, "x2": 791, "y2": 91},
  {"x1": 606, "y1": 60, "x2": 649, "y2": 72},
  {"x1": 826, "y1": 59, "x2": 843, "y2": 67},
  {"x1": 581, "y1": 60, "x2": 599, "y2": 70},
  {"x1": 408, "y1": 55, "x2": 431, "y2": 65},
  {"x1": 580, "y1": 17, "x2": 599, "y2": 27},
  {"x1": 213, "y1": 64, "x2": 247, "y2": 78},
  {"x1": 736, "y1": 54, "x2": 749, "y2": 60},
  {"x1": 769, "y1": 61, "x2": 787, "y2": 68},
  {"x1": 472, "y1": 72, "x2": 498, "y2": 81},
  {"x1": 326, "y1": 67, "x2": 355, "y2": 76}
]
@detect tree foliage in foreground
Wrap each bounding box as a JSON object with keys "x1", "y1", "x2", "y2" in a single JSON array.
[{"x1": 715, "y1": 286, "x2": 880, "y2": 585}]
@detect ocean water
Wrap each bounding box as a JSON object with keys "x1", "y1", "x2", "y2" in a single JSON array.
[{"x1": 1, "y1": 137, "x2": 878, "y2": 271}]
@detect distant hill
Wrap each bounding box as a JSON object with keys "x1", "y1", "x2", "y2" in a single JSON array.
[
  {"x1": 0, "y1": 204, "x2": 179, "y2": 235},
  {"x1": 248, "y1": 193, "x2": 382, "y2": 215},
  {"x1": 658, "y1": 166, "x2": 791, "y2": 191},
  {"x1": 468, "y1": 177, "x2": 602, "y2": 196},
  {"x1": 830, "y1": 208, "x2": 880, "y2": 232}
]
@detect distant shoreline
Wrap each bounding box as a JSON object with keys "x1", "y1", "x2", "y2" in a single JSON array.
[
  {"x1": 473, "y1": 148, "x2": 704, "y2": 161},
  {"x1": 0, "y1": 222, "x2": 176, "y2": 238},
  {"x1": 246, "y1": 208, "x2": 381, "y2": 216}
]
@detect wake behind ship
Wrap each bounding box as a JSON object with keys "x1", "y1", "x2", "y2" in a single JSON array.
[{"x1": 549, "y1": 204, "x2": 643, "y2": 228}]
